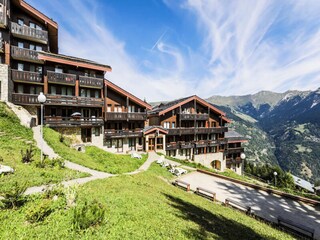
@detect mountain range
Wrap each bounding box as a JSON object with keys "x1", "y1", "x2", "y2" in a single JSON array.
[{"x1": 207, "y1": 88, "x2": 320, "y2": 181}]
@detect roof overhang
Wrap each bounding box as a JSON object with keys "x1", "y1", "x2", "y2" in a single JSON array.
[
  {"x1": 38, "y1": 53, "x2": 112, "y2": 72},
  {"x1": 158, "y1": 95, "x2": 230, "y2": 122},
  {"x1": 105, "y1": 80, "x2": 152, "y2": 110},
  {"x1": 144, "y1": 127, "x2": 168, "y2": 136}
]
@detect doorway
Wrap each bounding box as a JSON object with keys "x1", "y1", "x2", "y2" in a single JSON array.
[
  {"x1": 148, "y1": 138, "x2": 155, "y2": 151},
  {"x1": 81, "y1": 128, "x2": 91, "y2": 143}
]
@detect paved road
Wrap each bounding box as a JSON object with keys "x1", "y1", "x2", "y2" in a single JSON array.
[{"x1": 179, "y1": 171, "x2": 320, "y2": 240}]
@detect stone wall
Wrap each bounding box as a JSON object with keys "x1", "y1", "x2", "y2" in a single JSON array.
[{"x1": 0, "y1": 64, "x2": 9, "y2": 101}]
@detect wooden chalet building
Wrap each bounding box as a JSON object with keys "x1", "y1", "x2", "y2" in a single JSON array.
[{"x1": 147, "y1": 95, "x2": 246, "y2": 173}]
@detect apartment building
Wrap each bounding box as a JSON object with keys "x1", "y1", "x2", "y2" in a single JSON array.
[{"x1": 147, "y1": 95, "x2": 247, "y2": 173}]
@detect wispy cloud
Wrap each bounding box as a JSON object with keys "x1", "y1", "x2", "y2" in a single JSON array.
[{"x1": 28, "y1": 0, "x2": 320, "y2": 101}]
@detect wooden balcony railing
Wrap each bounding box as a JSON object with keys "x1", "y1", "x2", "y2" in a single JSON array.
[
  {"x1": 12, "y1": 93, "x2": 39, "y2": 105},
  {"x1": 11, "y1": 69, "x2": 43, "y2": 84},
  {"x1": 179, "y1": 113, "x2": 209, "y2": 121},
  {"x1": 180, "y1": 142, "x2": 194, "y2": 149},
  {"x1": 167, "y1": 128, "x2": 194, "y2": 135},
  {"x1": 166, "y1": 142, "x2": 179, "y2": 151},
  {"x1": 195, "y1": 141, "x2": 208, "y2": 148},
  {"x1": 44, "y1": 117, "x2": 104, "y2": 127},
  {"x1": 104, "y1": 129, "x2": 143, "y2": 138},
  {"x1": 11, "y1": 21, "x2": 48, "y2": 44},
  {"x1": 195, "y1": 127, "x2": 228, "y2": 134},
  {"x1": 11, "y1": 46, "x2": 43, "y2": 63},
  {"x1": 105, "y1": 112, "x2": 146, "y2": 121},
  {"x1": 46, "y1": 95, "x2": 104, "y2": 107},
  {"x1": 226, "y1": 157, "x2": 242, "y2": 165},
  {"x1": 47, "y1": 71, "x2": 76, "y2": 85},
  {"x1": 226, "y1": 147, "x2": 244, "y2": 154},
  {"x1": 79, "y1": 76, "x2": 104, "y2": 88},
  {"x1": 167, "y1": 127, "x2": 227, "y2": 136}
]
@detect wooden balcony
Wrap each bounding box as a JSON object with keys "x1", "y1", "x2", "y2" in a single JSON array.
[
  {"x1": 12, "y1": 93, "x2": 39, "y2": 105},
  {"x1": 180, "y1": 142, "x2": 194, "y2": 149},
  {"x1": 46, "y1": 95, "x2": 104, "y2": 107},
  {"x1": 226, "y1": 157, "x2": 242, "y2": 165},
  {"x1": 45, "y1": 117, "x2": 103, "y2": 127},
  {"x1": 208, "y1": 140, "x2": 219, "y2": 147},
  {"x1": 195, "y1": 141, "x2": 208, "y2": 148},
  {"x1": 226, "y1": 147, "x2": 244, "y2": 154},
  {"x1": 47, "y1": 71, "x2": 76, "y2": 85},
  {"x1": 79, "y1": 76, "x2": 103, "y2": 88},
  {"x1": 11, "y1": 21, "x2": 48, "y2": 44},
  {"x1": 11, "y1": 69, "x2": 43, "y2": 84},
  {"x1": 11, "y1": 46, "x2": 43, "y2": 63},
  {"x1": 105, "y1": 112, "x2": 146, "y2": 121},
  {"x1": 167, "y1": 128, "x2": 194, "y2": 135},
  {"x1": 195, "y1": 127, "x2": 228, "y2": 134},
  {"x1": 105, "y1": 129, "x2": 143, "y2": 139},
  {"x1": 166, "y1": 142, "x2": 179, "y2": 151},
  {"x1": 179, "y1": 113, "x2": 209, "y2": 121}
]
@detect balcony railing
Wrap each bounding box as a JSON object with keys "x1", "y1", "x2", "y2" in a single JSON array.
[
  {"x1": 195, "y1": 127, "x2": 228, "y2": 134},
  {"x1": 11, "y1": 69, "x2": 43, "y2": 84},
  {"x1": 167, "y1": 128, "x2": 194, "y2": 135},
  {"x1": 179, "y1": 113, "x2": 209, "y2": 121},
  {"x1": 11, "y1": 22, "x2": 48, "y2": 44},
  {"x1": 47, "y1": 71, "x2": 76, "y2": 85},
  {"x1": 44, "y1": 117, "x2": 104, "y2": 127},
  {"x1": 79, "y1": 76, "x2": 104, "y2": 88},
  {"x1": 105, "y1": 112, "x2": 146, "y2": 121},
  {"x1": 226, "y1": 147, "x2": 244, "y2": 154},
  {"x1": 0, "y1": 38, "x2": 3, "y2": 53},
  {"x1": 166, "y1": 143, "x2": 179, "y2": 151},
  {"x1": 166, "y1": 127, "x2": 227, "y2": 135},
  {"x1": 105, "y1": 129, "x2": 143, "y2": 138},
  {"x1": 46, "y1": 95, "x2": 104, "y2": 107},
  {"x1": 180, "y1": 142, "x2": 194, "y2": 149},
  {"x1": 195, "y1": 141, "x2": 208, "y2": 148},
  {"x1": 11, "y1": 46, "x2": 43, "y2": 63},
  {"x1": 12, "y1": 93, "x2": 39, "y2": 105},
  {"x1": 226, "y1": 157, "x2": 242, "y2": 165}
]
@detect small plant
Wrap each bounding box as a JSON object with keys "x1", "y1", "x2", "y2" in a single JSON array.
[
  {"x1": 0, "y1": 156, "x2": 3, "y2": 162},
  {"x1": 21, "y1": 144, "x2": 35, "y2": 164},
  {"x1": 59, "y1": 134, "x2": 65, "y2": 143},
  {"x1": 0, "y1": 181, "x2": 27, "y2": 209},
  {"x1": 72, "y1": 200, "x2": 106, "y2": 230},
  {"x1": 25, "y1": 199, "x2": 53, "y2": 223},
  {"x1": 66, "y1": 185, "x2": 78, "y2": 208}
]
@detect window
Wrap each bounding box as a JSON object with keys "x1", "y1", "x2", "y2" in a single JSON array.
[
  {"x1": 67, "y1": 87, "x2": 73, "y2": 96},
  {"x1": 50, "y1": 86, "x2": 56, "y2": 95},
  {"x1": 90, "y1": 70, "x2": 96, "y2": 77},
  {"x1": 128, "y1": 105, "x2": 135, "y2": 113},
  {"x1": 80, "y1": 89, "x2": 86, "y2": 97},
  {"x1": 61, "y1": 87, "x2": 67, "y2": 96},
  {"x1": 51, "y1": 108, "x2": 56, "y2": 117},
  {"x1": 30, "y1": 86, "x2": 35, "y2": 94},
  {"x1": 30, "y1": 65, "x2": 35, "y2": 72},
  {"x1": 17, "y1": 84, "x2": 23, "y2": 93},
  {"x1": 104, "y1": 139, "x2": 112, "y2": 148},
  {"x1": 107, "y1": 104, "x2": 112, "y2": 112},
  {"x1": 36, "y1": 66, "x2": 42, "y2": 74},
  {"x1": 172, "y1": 122, "x2": 175, "y2": 128},
  {"x1": 164, "y1": 122, "x2": 170, "y2": 128},
  {"x1": 29, "y1": 22, "x2": 35, "y2": 28},
  {"x1": 18, "y1": 63, "x2": 24, "y2": 71},
  {"x1": 95, "y1": 90, "x2": 99, "y2": 98},
  {"x1": 36, "y1": 45, "x2": 42, "y2": 51},
  {"x1": 18, "y1": 19, "x2": 24, "y2": 26},
  {"x1": 55, "y1": 67, "x2": 63, "y2": 73},
  {"x1": 95, "y1": 127, "x2": 100, "y2": 137},
  {"x1": 36, "y1": 86, "x2": 42, "y2": 95},
  {"x1": 29, "y1": 44, "x2": 35, "y2": 50},
  {"x1": 36, "y1": 25, "x2": 42, "y2": 30},
  {"x1": 18, "y1": 42, "x2": 24, "y2": 48}
]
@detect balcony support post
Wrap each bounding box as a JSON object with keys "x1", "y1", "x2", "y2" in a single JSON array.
[
  {"x1": 44, "y1": 75, "x2": 48, "y2": 94},
  {"x1": 75, "y1": 79, "x2": 79, "y2": 97}
]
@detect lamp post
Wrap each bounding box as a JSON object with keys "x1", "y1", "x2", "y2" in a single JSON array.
[
  {"x1": 240, "y1": 153, "x2": 246, "y2": 175},
  {"x1": 38, "y1": 92, "x2": 46, "y2": 164},
  {"x1": 274, "y1": 171, "x2": 278, "y2": 187}
]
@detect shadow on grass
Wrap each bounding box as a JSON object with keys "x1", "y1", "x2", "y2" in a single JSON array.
[{"x1": 163, "y1": 193, "x2": 278, "y2": 240}]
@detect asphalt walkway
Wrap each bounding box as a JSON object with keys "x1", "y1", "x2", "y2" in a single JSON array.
[{"x1": 179, "y1": 171, "x2": 320, "y2": 240}]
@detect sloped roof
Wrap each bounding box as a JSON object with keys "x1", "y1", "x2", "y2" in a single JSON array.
[
  {"x1": 38, "y1": 52, "x2": 112, "y2": 72},
  {"x1": 225, "y1": 130, "x2": 248, "y2": 143},
  {"x1": 143, "y1": 126, "x2": 168, "y2": 135},
  {"x1": 105, "y1": 80, "x2": 152, "y2": 110},
  {"x1": 292, "y1": 175, "x2": 314, "y2": 193},
  {"x1": 150, "y1": 95, "x2": 229, "y2": 121}
]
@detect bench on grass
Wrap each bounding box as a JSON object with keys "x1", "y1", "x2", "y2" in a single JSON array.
[
  {"x1": 225, "y1": 198, "x2": 251, "y2": 214},
  {"x1": 174, "y1": 180, "x2": 190, "y2": 192},
  {"x1": 278, "y1": 216, "x2": 314, "y2": 239},
  {"x1": 195, "y1": 187, "x2": 216, "y2": 201}
]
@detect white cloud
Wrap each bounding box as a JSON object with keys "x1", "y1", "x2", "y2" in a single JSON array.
[{"x1": 28, "y1": 0, "x2": 320, "y2": 101}]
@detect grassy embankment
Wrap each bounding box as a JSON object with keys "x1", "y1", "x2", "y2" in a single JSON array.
[
  {"x1": 0, "y1": 163, "x2": 293, "y2": 239},
  {"x1": 44, "y1": 127, "x2": 148, "y2": 174},
  {"x1": 0, "y1": 103, "x2": 87, "y2": 193}
]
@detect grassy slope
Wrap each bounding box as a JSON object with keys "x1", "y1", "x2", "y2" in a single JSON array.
[
  {"x1": 44, "y1": 127, "x2": 147, "y2": 174},
  {"x1": 0, "y1": 103, "x2": 87, "y2": 192},
  {"x1": 0, "y1": 164, "x2": 293, "y2": 240}
]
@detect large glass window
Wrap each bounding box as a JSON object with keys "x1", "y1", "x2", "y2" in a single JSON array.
[
  {"x1": 61, "y1": 87, "x2": 67, "y2": 96},
  {"x1": 29, "y1": 22, "x2": 35, "y2": 28},
  {"x1": 17, "y1": 84, "x2": 23, "y2": 93},
  {"x1": 18, "y1": 63, "x2": 24, "y2": 71}
]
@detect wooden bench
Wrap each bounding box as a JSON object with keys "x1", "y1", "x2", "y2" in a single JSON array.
[
  {"x1": 195, "y1": 187, "x2": 216, "y2": 201},
  {"x1": 278, "y1": 216, "x2": 315, "y2": 239},
  {"x1": 174, "y1": 180, "x2": 190, "y2": 192},
  {"x1": 225, "y1": 198, "x2": 252, "y2": 214}
]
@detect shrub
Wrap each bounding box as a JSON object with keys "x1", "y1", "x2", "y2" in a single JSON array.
[
  {"x1": 59, "y1": 134, "x2": 65, "y2": 143},
  {"x1": 72, "y1": 200, "x2": 106, "y2": 230},
  {"x1": 25, "y1": 199, "x2": 53, "y2": 223},
  {"x1": 0, "y1": 156, "x2": 3, "y2": 162},
  {"x1": 0, "y1": 181, "x2": 27, "y2": 209},
  {"x1": 21, "y1": 144, "x2": 35, "y2": 164},
  {"x1": 35, "y1": 157, "x2": 65, "y2": 169}
]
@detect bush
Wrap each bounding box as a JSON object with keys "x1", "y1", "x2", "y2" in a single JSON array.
[
  {"x1": 59, "y1": 134, "x2": 65, "y2": 143},
  {"x1": 25, "y1": 199, "x2": 53, "y2": 223},
  {"x1": 21, "y1": 144, "x2": 35, "y2": 164},
  {"x1": 35, "y1": 157, "x2": 65, "y2": 169},
  {"x1": 0, "y1": 181, "x2": 27, "y2": 209},
  {"x1": 72, "y1": 200, "x2": 106, "y2": 230}
]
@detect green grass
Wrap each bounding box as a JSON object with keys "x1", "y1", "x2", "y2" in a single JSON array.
[
  {"x1": 44, "y1": 127, "x2": 148, "y2": 174},
  {"x1": 0, "y1": 164, "x2": 293, "y2": 239},
  {"x1": 0, "y1": 103, "x2": 88, "y2": 193}
]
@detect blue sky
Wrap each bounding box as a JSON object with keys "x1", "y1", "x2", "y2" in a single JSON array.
[{"x1": 27, "y1": 0, "x2": 320, "y2": 101}]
